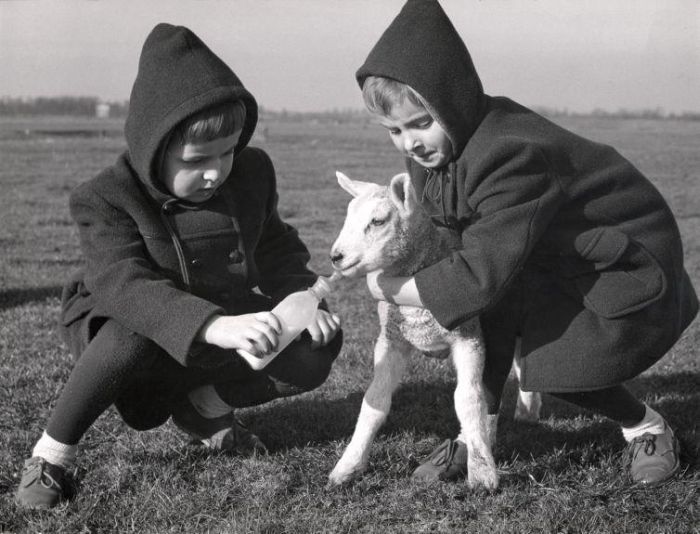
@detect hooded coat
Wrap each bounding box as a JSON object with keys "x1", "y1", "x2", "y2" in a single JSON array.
[
  {"x1": 357, "y1": 0, "x2": 698, "y2": 392},
  {"x1": 61, "y1": 24, "x2": 318, "y2": 368}
]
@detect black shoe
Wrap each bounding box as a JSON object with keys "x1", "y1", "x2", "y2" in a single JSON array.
[
  {"x1": 15, "y1": 457, "x2": 76, "y2": 509},
  {"x1": 626, "y1": 423, "x2": 680, "y2": 485},
  {"x1": 412, "y1": 439, "x2": 468, "y2": 482},
  {"x1": 171, "y1": 398, "x2": 267, "y2": 455}
]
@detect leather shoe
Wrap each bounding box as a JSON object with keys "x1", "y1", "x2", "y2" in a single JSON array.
[
  {"x1": 15, "y1": 457, "x2": 76, "y2": 509},
  {"x1": 172, "y1": 397, "x2": 267, "y2": 455},
  {"x1": 626, "y1": 423, "x2": 680, "y2": 485},
  {"x1": 412, "y1": 439, "x2": 468, "y2": 482}
]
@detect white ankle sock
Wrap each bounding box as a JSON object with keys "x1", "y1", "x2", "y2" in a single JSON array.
[
  {"x1": 32, "y1": 431, "x2": 77, "y2": 469},
  {"x1": 188, "y1": 385, "x2": 232, "y2": 419},
  {"x1": 621, "y1": 405, "x2": 666, "y2": 442}
]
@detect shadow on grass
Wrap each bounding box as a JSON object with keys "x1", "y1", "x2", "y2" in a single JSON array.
[
  {"x1": 246, "y1": 370, "x2": 699, "y2": 468},
  {"x1": 0, "y1": 285, "x2": 63, "y2": 309}
]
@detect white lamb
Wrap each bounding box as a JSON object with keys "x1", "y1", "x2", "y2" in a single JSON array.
[{"x1": 328, "y1": 170, "x2": 541, "y2": 490}]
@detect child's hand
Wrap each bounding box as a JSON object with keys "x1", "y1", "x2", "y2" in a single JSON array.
[
  {"x1": 366, "y1": 271, "x2": 424, "y2": 307},
  {"x1": 200, "y1": 313, "x2": 282, "y2": 356},
  {"x1": 366, "y1": 271, "x2": 388, "y2": 301},
  {"x1": 306, "y1": 309, "x2": 341, "y2": 349}
]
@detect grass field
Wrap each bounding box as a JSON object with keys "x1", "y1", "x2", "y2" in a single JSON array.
[{"x1": 0, "y1": 114, "x2": 698, "y2": 533}]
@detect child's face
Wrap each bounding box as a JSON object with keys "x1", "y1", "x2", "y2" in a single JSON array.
[
  {"x1": 378, "y1": 100, "x2": 453, "y2": 168},
  {"x1": 161, "y1": 129, "x2": 242, "y2": 203}
]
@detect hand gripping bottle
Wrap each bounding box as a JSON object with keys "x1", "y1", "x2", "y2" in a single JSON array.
[{"x1": 238, "y1": 272, "x2": 341, "y2": 370}]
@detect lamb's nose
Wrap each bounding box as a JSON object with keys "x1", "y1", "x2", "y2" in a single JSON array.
[{"x1": 330, "y1": 251, "x2": 344, "y2": 265}]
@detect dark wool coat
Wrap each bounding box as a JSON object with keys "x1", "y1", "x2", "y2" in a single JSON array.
[
  {"x1": 357, "y1": 0, "x2": 698, "y2": 392},
  {"x1": 61, "y1": 24, "x2": 318, "y2": 367}
]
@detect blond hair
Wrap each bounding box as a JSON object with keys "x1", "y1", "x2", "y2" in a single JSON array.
[{"x1": 361, "y1": 76, "x2": 425, "y2": 116}]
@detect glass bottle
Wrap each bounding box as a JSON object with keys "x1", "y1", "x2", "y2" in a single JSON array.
[{"x1": 238, "y1": 272, "x2": 340, "y2": 370}]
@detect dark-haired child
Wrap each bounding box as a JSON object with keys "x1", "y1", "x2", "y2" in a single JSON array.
[
  {"x1": 355, "y1": 0, "x2": 697, "y2": 485},
  {"x1": 15, "y1": 23, "x2": 342, "y2": 509}
]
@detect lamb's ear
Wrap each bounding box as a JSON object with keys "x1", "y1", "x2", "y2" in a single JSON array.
[
  {"x1": 336, "y1": 171, "x2": 376, "y2": 198},
  {"x1": 388, "y1": 173, "x2": 416, "y2": 214}
]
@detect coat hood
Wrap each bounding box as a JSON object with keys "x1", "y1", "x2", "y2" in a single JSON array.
[
  {"x1": 124, "y1": 23, "x2": 258, "y2": 197},
  {"x1": 356, "y1": 0, "x2": 486, "y2": 156}
]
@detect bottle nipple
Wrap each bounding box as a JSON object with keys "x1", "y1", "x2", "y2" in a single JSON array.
[{"x1": 309, "y1": 272, "x2": 341, "y2": 300}]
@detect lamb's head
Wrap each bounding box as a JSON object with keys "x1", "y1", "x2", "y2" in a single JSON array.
[{"x1": 330, "y1": 171, "x2": 427, "y2": 278}]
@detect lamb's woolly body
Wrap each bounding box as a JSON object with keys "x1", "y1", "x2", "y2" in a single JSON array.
[{"x1": 379, "y1": 219, "x2": 479, "y2": 352}]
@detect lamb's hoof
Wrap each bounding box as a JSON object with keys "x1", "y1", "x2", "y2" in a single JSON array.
[
  {"x1": 514, "y1": 391, "x2": 542, "y2": 422},
  {"x1": 326, "y1": 477, "x2": 346, "y2": 489},
  {"x1": 467, "y1": 469, "x2": 498, "y2": 493},
  {"x1": 468, "y1": 461, "x2": 499, "y2": 492},
  {"x1": 327, "y1": 463, "x2": 366, "y2": 487},
  {"x1": 421, "y1": 348, "x2": 450, "y2": 360}
]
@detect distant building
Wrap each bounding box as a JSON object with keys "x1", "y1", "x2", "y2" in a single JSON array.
[{"x1": 95, "y1": 102, "x2": 110, "y2": 119}]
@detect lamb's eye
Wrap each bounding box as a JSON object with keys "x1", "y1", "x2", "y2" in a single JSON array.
[{"x1": 370, "y1": 218, "x2": 386, "y2": 227}]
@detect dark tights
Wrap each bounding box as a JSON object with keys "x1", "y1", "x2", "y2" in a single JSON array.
[
  {"x1": 48, "y1": 318, "x2": 342, "y2": 444},
  {"x1": 481, "y1": 351, "x2": 647, "y2": 427},
  {"x1": 550, "y1": 386, "x2": 646, "y2": 427},
  {"x1": 47, "y1": 320, "x2": 151, "y2": 444},
  {"x1": 479, "y1": 323, "x2": 646, "y2": 427}
]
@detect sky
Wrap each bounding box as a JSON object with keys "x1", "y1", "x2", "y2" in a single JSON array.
[{"x1": 1, "y1": 0, "x2": 699, "y2": 114}]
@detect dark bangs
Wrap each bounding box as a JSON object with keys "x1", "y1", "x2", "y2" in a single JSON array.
[{"x1": 176, "y1": 101, "x2": 246, "y2": 144}]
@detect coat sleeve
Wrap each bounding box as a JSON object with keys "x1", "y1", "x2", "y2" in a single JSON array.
[
  {"x1": 250, "y1": 151, "x2": 317, "y2": 303},
  {"x1": 70, "y1": 181, "x2": 223, "y2": 364},
  {"x1": 414, "y1": 140, "x2": 566, "y2": 329}
]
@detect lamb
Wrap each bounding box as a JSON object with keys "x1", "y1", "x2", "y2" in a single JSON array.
[{"x1": 328, "y1": 170, "x2": 541, "y2": 489}]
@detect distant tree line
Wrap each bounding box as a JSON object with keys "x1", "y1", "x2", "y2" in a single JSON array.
[
  {"x1": 532, "y1": 106, "x2": 700, "y2": 122},
  {"x1": 1, "y1": 96, "x2": 698, "y2": 122},
  {"x1": 264, "y1": 105, "x2": 700, "y2": 122},
  {"x1": 0, "y1": 96, "x2": 128, "y2": 117}
]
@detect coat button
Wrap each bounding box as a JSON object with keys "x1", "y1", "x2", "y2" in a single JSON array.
[
  {"x1": 190, "y1": 258, "x2": 203, "y2": 269},
  {"x1": 228, "y1": 250, "x2": 244, "y2": 263}
]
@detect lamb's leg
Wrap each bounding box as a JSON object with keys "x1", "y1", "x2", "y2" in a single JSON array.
[
  {"x1": 487, "y1": 414, "x2": 498, "y2": 449},
  {"x1": 512, "y1": 338, "x2": 542, "y2": 422},
  {"x1": 328, "y1": 335, "x2": 407, "y2": 486},
  {"x1": 452, "y1": 337, "x2": 499, "y2": 491}
]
